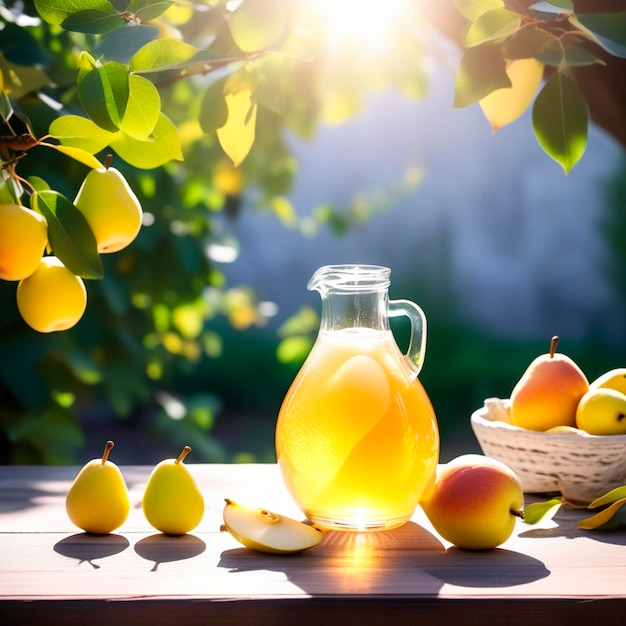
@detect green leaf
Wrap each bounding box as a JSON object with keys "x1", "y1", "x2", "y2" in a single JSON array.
[
  {"x1": 94, "y1": 24, "x2": 160, "y2": 63},
  {"x1": 118, "y1": 74, "x2": 161, "y2": 140},
  {"x1": 464, "y1": 8, "x2": 522, "y2": 47},
  {"x1": 504, "y1": 26, "x2": 551, "y2": 59},
  {"x1": 61, "y1": 9, "x2": 126, "y2": 34},
  {"x1": 199, "y1": 77, "x2": 229, "y2": 133},
  {"x1": 45, "y1": 144, "x2": 104, "y2": 169},
  {"x1": 78, "y1": 61, "x2": 130, "y2": 132},
  {"x1": 33, "y1": 0, "x2": 117, "y2": 26},
  {"x1": 110, "y1": 112, "x2": 183, "y2": 168},
  {"x1": 228, "y1": 0, "x2": 287, "y2": 53},
  {"x1": 48, "y1": 115, "x2": 115, "y2": 154},
  {"x1": 453, "y1": 0, "x2": 504, "y2": 22},
  {"x1": 0, "y1": 85, "x2": 14, "y2": 120},
  {"x1": 31, "y1": 190, "x2": 104, "y2": 280},
  {"x1": 522, "y1": 498, "x2": 563, "y2": 525},
  {"x1": 578, "y1": 498, "x2": 626, "y2": 531},
  {"x1": 587, "y1": 485, "x2": 626, "y2": 509},
  {"x1": 572, "y1": 13, "x2": 626, "y2": 58},
  {"x1": 532, "y1": 71, "x2": 588, "y2": 173},
  {"x1": 543, "y1": 0, "x2": 573, "y2": 10},
  {"x1": 536, "y1": 38, "x2": 605, "y2": 67},
  {"x1": 0, "y1": 176, "x2": 21, "y2": 204},
  {"x1": 454, "y1": 44, "x2": 510, "y2": 108},
  {"x1": 129, "y1": 0, "x2": 174, "y2": 22},
  {"x1": 129, "y1": 39, "x2": 200, "y2": 72},
  {"x1": 26, "y1": 176, "x2": 51, "y2": 193}
]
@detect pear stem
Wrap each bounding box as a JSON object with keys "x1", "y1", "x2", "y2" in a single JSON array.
[
  {"x1": 549, "y1": 336, "x2": 559, "y2": 358},
  {"x1": 102, "y1": 440, "x2": 114, "y2": 464},
  {"x1": 104, "y1": 153, "x2": 113, "y2": 170},
  {"x1": 511, "y1": 509, "x2": 524, "y2": 520},
  {"x1": 176, "y1": 445, "x2": 192, "y2": 464}
]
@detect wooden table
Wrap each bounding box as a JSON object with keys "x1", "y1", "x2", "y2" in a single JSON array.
[{"x1": 1, "y1": 463, "x2": 625, "y2": 625}]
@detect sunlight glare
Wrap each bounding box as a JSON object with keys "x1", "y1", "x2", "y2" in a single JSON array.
[{"x1": 313, "y1": 0, "x2": 411, "y2": 53}]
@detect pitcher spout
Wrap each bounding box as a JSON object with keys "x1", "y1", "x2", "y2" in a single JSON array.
[{"x1": 307, "y1": 264, "x2": 391, "y2": 293}]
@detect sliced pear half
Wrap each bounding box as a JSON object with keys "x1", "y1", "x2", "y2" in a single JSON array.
[{"x1": 222, "y1": 499, "x2": 323, "y2": 554}]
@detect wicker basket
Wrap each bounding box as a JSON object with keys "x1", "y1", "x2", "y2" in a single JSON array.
[{"x1": 470, "y1": 398, "x2": 626, "y2": 504}]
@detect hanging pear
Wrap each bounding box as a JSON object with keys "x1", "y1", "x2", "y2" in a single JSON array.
[
  {"x1": 73, "y1": 154, "x2": 143, "y2": 254},
  {"x1": 65, "y1": 440, "x2": 131, "y2": 534}
]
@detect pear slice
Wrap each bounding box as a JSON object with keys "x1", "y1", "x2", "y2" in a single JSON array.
[{"x1": 222, "y1": 499, "x2": 323, "y2": 554}]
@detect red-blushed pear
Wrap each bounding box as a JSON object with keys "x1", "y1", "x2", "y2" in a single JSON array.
[
  {"x1": 576, "y1": 388, "x2": 626, "y2": 436},
  {"x1": 222, "y1": 499, "x2": 323, "y2": 554},
  {"x1": 65, "y1": 440, "x2": 130, "y2": 535},
  {"x1": 73, "y1": 154, "x2": 143, "y2": 254},
  {"x1": 510, "y1": 336, "x2": 589, "y2": 431},
  {"x1": 142, "y1": 446, "x2": 205, "y2": 535},
  {"x1": 420, "y1": 454, "x2": 524, "y2": 551}
]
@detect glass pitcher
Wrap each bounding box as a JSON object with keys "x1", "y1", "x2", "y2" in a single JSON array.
[{"x1": 275, "y1": 264, "x2": 439, "y2": 531}]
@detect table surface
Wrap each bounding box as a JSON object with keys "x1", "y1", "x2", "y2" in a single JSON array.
[{"x1": 1, "y1": 463, "x2": 625, "y2": 625}]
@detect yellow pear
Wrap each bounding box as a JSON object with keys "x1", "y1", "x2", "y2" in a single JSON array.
[
  {"x1": 420, "y1": 454, "x2": 524, "y2": 550},
  {"x1": 590, "y1": 368, "x2": 626, "y2": 396},
  {"x1": 16, "y1": 256, "x2": 87, "y2": 333},
  {"x1": 0, "y1": 203, "x2": 48, "y2": 281},
  {"x1": 510, "y1": 336, "x2": 589, "y2": 431},
  {"x1": 222, "y1": 499, "x2": 323, "y2": 554},
  {"x1": 576, "y1": 388, "x2": 626, "y2": 435},
  {"x1": 66, "y1": 441, "x2": 130, "y2": 534},
  {"x1": 73, "y1": 155, "x2": 143, "y2": 254},
  {"x1": 142, "y1": 446, "x2": 205, "y2": 535}
]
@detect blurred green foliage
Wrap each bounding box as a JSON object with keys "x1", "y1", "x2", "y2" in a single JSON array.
[{"x1": 0, "y1": 1, "x2": 624, "y2": 464}]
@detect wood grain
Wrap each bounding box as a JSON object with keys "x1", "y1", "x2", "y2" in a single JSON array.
[{"x1": 1, "y1": 464, "x2": 625, "y2": 625}]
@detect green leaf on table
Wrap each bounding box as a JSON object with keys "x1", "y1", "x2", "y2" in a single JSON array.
[
  {"x1": 464, "y1": 8, "x2": 522, "y2": 47},
  {"x1": 454, "y1": 44, "x2": 510, "y2": 108},
  {"x1": 453, "y1": 0, "x2": 504, "y2": 22},
  {"x1": 78, "y1": 61, "x2": 130, "y2": 132},
  {"x1": 31, "y1": 190, "x2": 104, "y2": 280},
  {"x1": 578, "y1": 498, "x2": 626, "y2": 531},
  {"x1": 48, "y1": 115, "x2": 115, "y2": 154},
  {"x1": 522, "y1": 498, "x2": 563, "y2": 525},
  {"x1": 532, "y1": 70, "x2": 587, "y2": 173},
  {"x1": 228, "y1": 0, "x2": 287, "y2": 53},
  {"x1": 118, "y1": 74, "x2": 161, "y2": 140},
  {"x1": 571, "y1": 13, "x2": 626, "y2": 59},
  {"x1": 110, "y1": 112, "x2": 183, "y2": 168},
  {"x1": 587, "y1": 485, "x2": 626, "y2": 509}
]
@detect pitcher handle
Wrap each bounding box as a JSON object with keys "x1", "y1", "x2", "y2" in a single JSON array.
[{"x1": 388, "y1": 299, "x2": 427, "y2": 378}]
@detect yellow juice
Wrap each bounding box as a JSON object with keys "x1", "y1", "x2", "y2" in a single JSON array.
[{"x1": 275, "y1": 327, "x2": 439, "y2": 531}]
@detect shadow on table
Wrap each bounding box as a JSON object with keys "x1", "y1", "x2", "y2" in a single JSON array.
[
  {"x1": 54, "y1": 533, "x2": 130, "y2": 569},
  {"x1": 134, "y1": 533, "x2": 206, "y2": 571},
  {"x1": 218, "y1": 521, "x2": 550, "y2": 595},
  {"x1": 424, "y1": 546, "x2": 550, "y2": 588}
]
